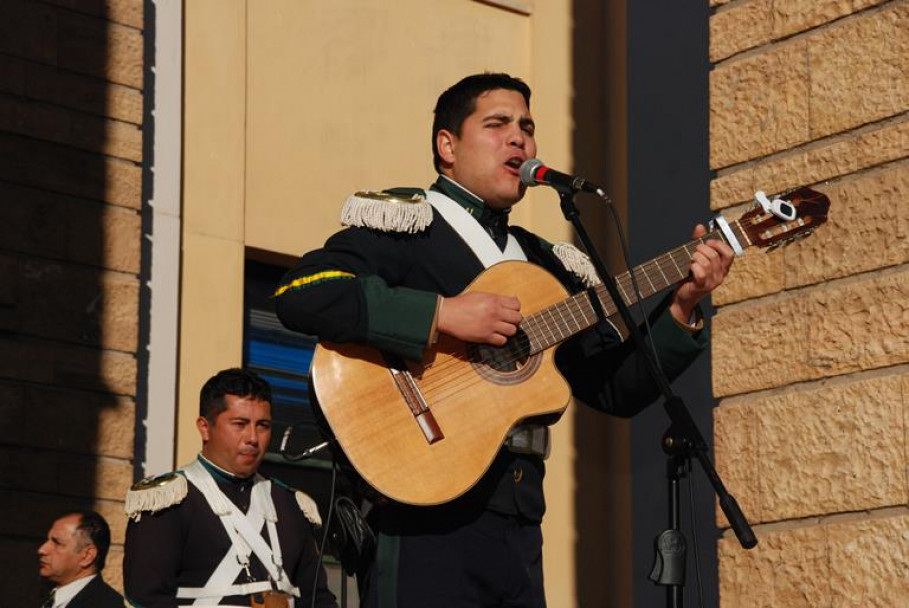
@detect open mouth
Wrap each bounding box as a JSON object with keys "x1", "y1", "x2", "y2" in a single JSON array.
[{"x1": 505, "y1": 157, "x2": 524, "y2": 173}]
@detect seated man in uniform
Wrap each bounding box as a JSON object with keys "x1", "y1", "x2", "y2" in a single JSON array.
[
  {"x1": 38, "y1": 511, "x2": 124, "y2": 608},
  {"x1": 274, "y1": 72, "x2": 734, "y2": 607},
  {"x1": 123, "y1": 368, "x2": 337, "y2": 608}
]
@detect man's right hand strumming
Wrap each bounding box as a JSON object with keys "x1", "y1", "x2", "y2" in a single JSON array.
[{"x1": 437, "y1": 292, "x2": 522, "y2": 346}]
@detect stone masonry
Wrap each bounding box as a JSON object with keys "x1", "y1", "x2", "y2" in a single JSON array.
[
  {"x1": 709, "y1": 1, "x2": 909, "y2": 606},
  {"x1": 0, "y1": 0, "x2": 143, "y2": 603}
]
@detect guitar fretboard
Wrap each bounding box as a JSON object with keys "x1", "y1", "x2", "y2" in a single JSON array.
[{"x1": 518, "y1": 221, "x2": 748, "y2": 353}]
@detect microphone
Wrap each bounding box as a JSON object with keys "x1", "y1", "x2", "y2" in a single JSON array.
[
  {"x1": 519, "y1": 158, "x2": 605, "y2": 195},
  {"x1": 279, "y1": 424, "x2": 331, "y2": 461}
]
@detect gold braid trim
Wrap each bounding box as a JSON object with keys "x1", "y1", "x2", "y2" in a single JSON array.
[{"x1": 274, "y1": 270, "x2": 355, "y2": 297}]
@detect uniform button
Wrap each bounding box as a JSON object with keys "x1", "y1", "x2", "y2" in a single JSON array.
[{"x1": 513, "y1": 467, "x2": 523, "y2": 483}]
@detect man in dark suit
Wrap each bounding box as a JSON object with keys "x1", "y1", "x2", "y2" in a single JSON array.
[{"x1": 38, "y1": 511, "x2": 124, "y2": 608}]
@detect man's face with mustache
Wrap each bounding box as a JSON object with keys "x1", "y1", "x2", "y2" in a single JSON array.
[{"x1": 198, "y1": 394, "x2": 272, "y2": 478}]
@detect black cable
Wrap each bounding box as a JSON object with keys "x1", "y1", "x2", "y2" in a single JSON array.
[
  {"x1": 311, "y1": 459, "x2": 338, "y2": 608},
  {"x1": 599, "y1": 195, "x2": 667, "y2": 377},
  {"x1": 599, "y1": 192, "x2": 709, "y2": 608}
]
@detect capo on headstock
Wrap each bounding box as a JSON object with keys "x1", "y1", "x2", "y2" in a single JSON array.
[{"x1": 710, "y1": 214, "x2": 745, "y2": 257}]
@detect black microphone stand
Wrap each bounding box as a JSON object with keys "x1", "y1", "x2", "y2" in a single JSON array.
[{"x1": 554, "y1": 187, "x2": 757, "y2": 608}]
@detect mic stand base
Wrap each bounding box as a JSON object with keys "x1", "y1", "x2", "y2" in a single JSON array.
[{"x1": 649, "y1": 430, "x2": 698, "y2": 608}]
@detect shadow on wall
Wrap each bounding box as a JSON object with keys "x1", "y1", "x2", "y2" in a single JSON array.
[
  {"x1": 570, "y1": 1, "x2": 635, "y2": 607},
  {"x1": 0, "y1": 0, "x2": 144, "y2": 602},
  {"x1": 569, "y1": 1, "x2": 719, "y2": 608}
]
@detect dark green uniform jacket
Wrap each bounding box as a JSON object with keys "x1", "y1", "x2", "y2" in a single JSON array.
[{"x1": 275, "y1": 176, "x2": 707, "y2": 523}]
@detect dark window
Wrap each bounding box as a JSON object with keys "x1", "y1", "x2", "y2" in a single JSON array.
[
  {"x1": 243, "y1": 258, "x2": 359, "y2": 603},
  {"x1": 243, "y1": 259, "x2": 340, "y2": 506}
]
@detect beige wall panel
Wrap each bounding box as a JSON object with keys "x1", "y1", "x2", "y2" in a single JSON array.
[
  {"x1": 521, "y1": 0, "x2": 575, "y2": 247},
  {"x1": 183, "y1": 0, "x2": 246, "y2": 241},
  {"x1": 181, "y1": 0, "x2": 249, "y2": 466},
  {"x1": 709, "y1": 0, "x2": 891, "y2": 63},
  {"x1": 710, "y1": 0, "x2": 774, "y2": 63},
  {"x1": 719, "y1": 522, "x2": 829, "y2": 608},
  {"x1": 715, "y1": 371, "x2": 908, "y2": 526},
  {"x1": 809, "y1": 3, "x2": 909, "y2": 140},
  {"x1": 177, "y1": 232, "x2": 245, "y2": 465},
  {"x1": 711, "y1": 117, "x2": 909, "y2": 211},
  {"x1": 713, "y1": 267, "x2": 909, "y2": 397},
  {"x1": 710, "y1": 40, "x2": 810, "y2": 170},
  {"x1": 711, "y1": 3, "x2": 909, "y2": 170},
  {"x1": 719, "y1": 513, "x2": 909, "y2": 608},
  {"x1": 245, "y1": 0, "x2": 535, "y2": 256},
  {"x1": 0, "y1": 335, "x2": 136, "y2": 396},
  {"x1": 0, "y1": 383, "x2": 134, "y2": 459},
  {"x1": 0, "y1": 446, "x2": 133, "y2": 502}
]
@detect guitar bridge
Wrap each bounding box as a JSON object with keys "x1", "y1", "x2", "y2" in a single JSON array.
[{"x1": 386, "y1": 361, "x2": 444, "y2": 445}]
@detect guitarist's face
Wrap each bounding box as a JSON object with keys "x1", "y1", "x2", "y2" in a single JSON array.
[
  {"x1": 436, "y1": 88, "x2": 537, "y2": 210},
  {"x1": 197, "y1": 394, "x2": 273, "y2": 478}
]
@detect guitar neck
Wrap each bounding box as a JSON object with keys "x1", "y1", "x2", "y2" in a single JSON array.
[{"x1": 520, "y1": 219, "x2": 750, "y2": 354}]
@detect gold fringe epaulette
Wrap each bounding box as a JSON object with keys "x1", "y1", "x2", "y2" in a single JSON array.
[
  {"x1": 552, "y1": 243, "x2": 601, "y2": 287},
  {"x1": 124, "y1": 471, "x2": 188, "y2": 522},
  {"x1": 295, "y1": 490, "x2": 322, "y2": 527},
  {"x1": 341, "y1": 190, "x2": 433, "y2": 233}
]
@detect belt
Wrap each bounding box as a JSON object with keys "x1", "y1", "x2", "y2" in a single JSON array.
[
  {"x1": 177, "y1": 581, "x2": 297, "y2": 599},
  {"x1": 504, "y1": 424, "x2": 550, "y2": 459}
]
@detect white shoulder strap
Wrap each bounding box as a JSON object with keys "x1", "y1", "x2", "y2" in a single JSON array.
[
  {"x1": 179, "y1": 460, "x2": 299, "y2": 603},
  {"x1": 425, "y1": 190, "x2": 526, "y2": 269}
]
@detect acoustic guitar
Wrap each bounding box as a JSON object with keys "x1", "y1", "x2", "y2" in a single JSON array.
[{"x1": 310, "y1": 187, "x2": 830, "y2": 505}]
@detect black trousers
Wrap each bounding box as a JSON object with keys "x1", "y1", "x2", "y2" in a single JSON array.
[{"x1": 359, "y1": 508, "x2": 546, "y2": 608}]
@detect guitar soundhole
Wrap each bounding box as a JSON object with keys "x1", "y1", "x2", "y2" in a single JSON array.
[{"x1": 469, "y1": 330, "x2": 542, "y2": 385}]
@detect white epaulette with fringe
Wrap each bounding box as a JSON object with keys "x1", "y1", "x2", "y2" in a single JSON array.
[
  {"x1": 341, "y1": 190, "x2": 433, "y2": 233},
  {"x1": 552, "y1": 242, "x2": 601, "y2": 288},
  {"x1": 124, "y1": 472, "x2": 188, "y2": 522},
  {"x1": 294, "y1": 490, "x2": 322, "y2": 527}
]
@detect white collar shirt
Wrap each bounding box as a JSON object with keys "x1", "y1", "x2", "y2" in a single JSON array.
[{"x1": 51, "y1": 574, "x2": 96, "y2": 608}]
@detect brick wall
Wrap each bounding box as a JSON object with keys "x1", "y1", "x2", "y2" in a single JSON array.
[
  {"x1": 0, "y1": 0, "x2": 143, "y2": 602},
  {"x1": 709, "y1": 0, "x2": 909, "y2": 605}
]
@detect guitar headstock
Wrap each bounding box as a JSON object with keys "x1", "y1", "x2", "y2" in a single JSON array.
[{"x1": 737, "y1": 186, "x2": 830, "y2": 250}]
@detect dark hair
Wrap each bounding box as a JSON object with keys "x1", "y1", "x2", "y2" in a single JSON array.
[
  {"x1": 72, "y1": 511, "x2": 110, "y2": 572},
  {"x1": 199, "y1": 368, "x2": 272, "y2": 423},
  {"x1": 431, "y1": 72, "x2": 532, "y2": 172}
]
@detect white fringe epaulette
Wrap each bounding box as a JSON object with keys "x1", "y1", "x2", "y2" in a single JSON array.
[
  {"x1": 124, "y1": 472, "x2": 188, "y2": 522},
  {"x1": 553, "y1": 242, "x2": 601, "y2": 288},
  {"x1": 295, "y1": 490, "x2": 322, "y2": 527},
  {"x1": 341, "y1": 190, "x2": 433, "y2": 233}
]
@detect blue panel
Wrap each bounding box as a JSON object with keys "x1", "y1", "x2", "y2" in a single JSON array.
[
  {"x1": 246, "y1": 334, "x2": 315, "y2": 410},
  {"x1": 247, "y1": 340, "x2": 314, "y2": 376}
]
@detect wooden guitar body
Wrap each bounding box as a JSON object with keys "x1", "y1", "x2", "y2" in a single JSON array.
[{"x1": 310, "y1": 261, "x2": 573, "y2": 506}]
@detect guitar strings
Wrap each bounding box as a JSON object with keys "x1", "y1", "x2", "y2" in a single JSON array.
[
  {"x1": 414, "y1": 239, "x2": 711, "y2": 397},
  {"x1": 416, "y1": 293, "x2": 592, "y2": 390},
  {"x1": 409, "y1": 235, "x2": 721, "y2": 399},
  {"x1": 415, "y1": 296, "x2": 600, "y2": 398}
]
